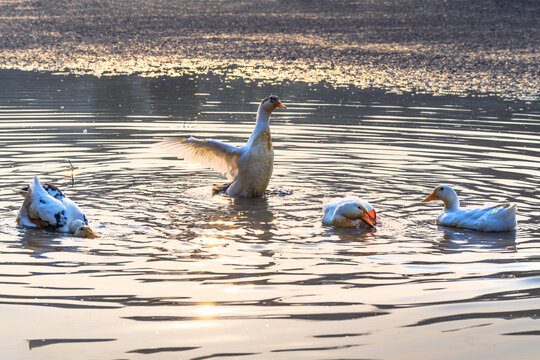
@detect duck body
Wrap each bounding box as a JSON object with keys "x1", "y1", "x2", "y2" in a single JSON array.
[
  {"x1": 15, "y1": 176, "x2": 97, "y2": 237},
  {"x1": 437, "y1": 204, "x2": 517, "y2": 232},
  {"x1": 158, "y1": 95, "x2": 285, "y2": 197},
  {"x1": 322, "y1": 198, "x2": 377, "y2": 228},
  {"x1": 423, "y1": 185, "x2": 516, "y2": 232},
  {"x1": 226, "y1": 127, "x2": 274, "y2": 197}
]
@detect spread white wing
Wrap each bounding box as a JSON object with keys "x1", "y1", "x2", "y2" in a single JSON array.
[{"x1": 158, "y1": 137, "x2": 244, "y2": 180}]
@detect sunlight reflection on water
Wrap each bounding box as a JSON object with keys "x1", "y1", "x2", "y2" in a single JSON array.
[{"x1": 0, "y1": 70, "x2": 539, "y2": 359}]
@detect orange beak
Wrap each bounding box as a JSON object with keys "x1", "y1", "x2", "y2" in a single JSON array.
[
  {"x1": 275, "y1": 100, "x2": 286, "y2": 109},
  {"x1": 361, "y1": 209, "x2": 377, "y2": 227},
  {"x1": 86, "y1": 228, "x2": 99, "y2": 238},
  {"x1": 422, "y1": 191, "x2": 438, "y2": 203}
]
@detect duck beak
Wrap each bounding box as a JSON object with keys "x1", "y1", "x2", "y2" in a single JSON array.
[
  {"x1": 84, "y1": 227, "x2": 99, "y2": 238},
  {"x1": 422, "y1": 191, "x2": 437, "y2": 203},
  {"x1": 368, "y1": 209, "x2": 377, "y2": 224},
  {"x1": 361, "y1": 209, "x2": 377, "y2": 227},
  {"x1": 275, "y1": 100, "x2": 286, "y2": 109}
]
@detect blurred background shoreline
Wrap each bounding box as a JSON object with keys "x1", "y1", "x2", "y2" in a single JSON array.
[{"x1": 0, "y1": 0, "x2": 538, "y2": 100}]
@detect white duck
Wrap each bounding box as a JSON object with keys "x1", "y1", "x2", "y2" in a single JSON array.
[
  {"x1": 422, "y1": 185, "x2": 516, "y2": 232},
  {"x1": 15, "y1": 176, "x2": 98, "y2": 238},
  {"x1": 322, "y1": 198, "x2": 377, "y2": 228},
  {"x1": 158, "y1": 95, "x2": 286, "y2": 197}
]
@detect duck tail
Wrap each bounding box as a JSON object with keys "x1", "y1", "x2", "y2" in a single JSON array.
[
  {"x1": 28, "y1": 176, "x2": 49, "y2": 198},
  {"x1": 484, "y1": 203, "x2": 517, "y2": 232},
  {"x1": 503, "y1": 204, "x2": 517, "y2": 230},
  {"x1": 498, "y1": 203, "x2": 517, "y2": 217},
  {"x1": 506, "y1": 203, "x2": 517, "y2": 219},
  {"x1": 322, "y1": 198, "x2": 334, "y2": 211},
  {"x1": 29, "y1": 176, "x2": 41, "y2": 191}
]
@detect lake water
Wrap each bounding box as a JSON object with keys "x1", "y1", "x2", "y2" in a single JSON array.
[{"x1": 0, "y1": 69, "x2": 539, "y2": 359}]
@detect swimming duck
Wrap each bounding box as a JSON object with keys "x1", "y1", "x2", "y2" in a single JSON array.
[
  {"x1": 158, "y1": 95, "x2": 286, "y2": 197},
  {"x1": 15, "y1": 176, "x2": 98, "y2": 238},
  {"x1": 422, "y1": 185, "x2": 516, "y2": 232},
  {"x1": 322, "y1": 198, "x2": 377, "y2": 227}
]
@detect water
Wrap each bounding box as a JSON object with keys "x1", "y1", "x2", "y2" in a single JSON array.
[{"x1": 0, "y1": 69, "x2": 539, "y2": 359}]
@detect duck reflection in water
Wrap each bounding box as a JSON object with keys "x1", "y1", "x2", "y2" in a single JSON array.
[
  {"x1": 436, "y1": 226, "x2": 517, "y2": 253},
  {"x1": 18, "y1": 228, "x2": 81, "y2": 258},
  {"x1": 229, "y1": 196, "x2": 276, "y2": 241},
  {"x1": 325, "y1": 225, "x2": 377, "y2": 246}
]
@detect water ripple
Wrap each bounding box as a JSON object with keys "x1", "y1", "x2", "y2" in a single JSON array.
[{"x1": 0, "y1": 70, "x2": 539, "y2": 359}]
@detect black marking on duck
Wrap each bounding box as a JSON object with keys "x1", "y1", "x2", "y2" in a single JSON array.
[
  {"x1": 19, "y1": 183, "x2": 65, "y2": 200},
  {"x1": 42, "y1": 183, "x2": 65, "y2": 200},
  {"x1": 54, "y1": 210, "x2": 67, "y2": 228}
]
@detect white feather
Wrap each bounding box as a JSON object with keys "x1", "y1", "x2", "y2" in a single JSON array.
[{"x1": 158, "y1": 137, "x2": 243, "y2": 180}]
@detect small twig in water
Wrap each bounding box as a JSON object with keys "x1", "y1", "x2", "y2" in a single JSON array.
[{"x1": 67, "y1": 159, "x2": 78, "y2": 186}]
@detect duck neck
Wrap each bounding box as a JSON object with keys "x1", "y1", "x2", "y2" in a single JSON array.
[
  {"x1": 442, "y1": 196, "x2": 460, "y2": 211},
  {"x1": 247, "y1": 107, "x2": 271, "y2": 146}
]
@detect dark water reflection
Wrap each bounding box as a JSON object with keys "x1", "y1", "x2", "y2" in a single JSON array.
[{"x1": 0, "y1": 69, "x2": 539, "y2": 359}]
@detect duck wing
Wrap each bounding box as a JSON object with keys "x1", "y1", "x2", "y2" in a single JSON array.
[
  {"x1": 440, "y1": 203, "x2": 516, "y2": 232},
  {"x1": 158, "y1": 137, "x2": 244, "y2": 180},
  {"x1": 322, "y1": 200, "x2": 339, "y2": 225}
]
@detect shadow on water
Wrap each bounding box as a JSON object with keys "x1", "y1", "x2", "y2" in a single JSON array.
[{"x1": 28, "y1": 338, "x2": 116, "y2": 350}]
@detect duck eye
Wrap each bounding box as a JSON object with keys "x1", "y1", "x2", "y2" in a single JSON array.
[{"x1": 440, "y1": 187, "x2": 444, "y2": 191}]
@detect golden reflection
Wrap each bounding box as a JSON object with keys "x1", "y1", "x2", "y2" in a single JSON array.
[
  {"x1": 170, "y1": 193, "x2": 276, "y2": 247},
  {"x1": 192, "y1": 302, "x2": 226, "y2": 319},
  {"x1": 197, "y1": 236, "x2": 228, "y2": 248},
  {"x1": 58, "y1": 167, "x2": 80, "y2": 177}
]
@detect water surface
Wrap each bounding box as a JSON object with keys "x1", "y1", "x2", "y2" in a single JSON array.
[{"x1": 0, "y1": 70, "x2": 539, "y2": 359}]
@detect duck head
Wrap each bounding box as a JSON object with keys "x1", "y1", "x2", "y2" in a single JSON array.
[
  {"x1": 423, "y1": 184, "x2": 460, "y2": 210},
  {"x1": 260, "y1": 95, "x2": 286, "y2": 113},
  {"x1": 338, "y1": 201, "x2": 377, "y2": 227},
  {"x1": 69, "y1": 219, "x2": 98, "y2": 238}
]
